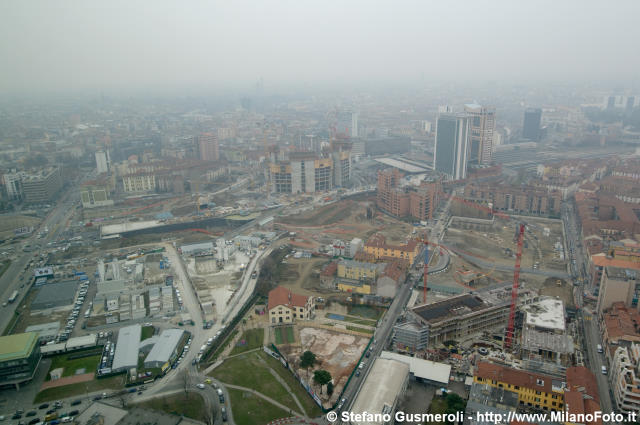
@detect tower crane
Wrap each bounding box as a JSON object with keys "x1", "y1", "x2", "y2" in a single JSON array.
[{"x1": 504, "y1": 223, "x2": 525, "y2": 350}]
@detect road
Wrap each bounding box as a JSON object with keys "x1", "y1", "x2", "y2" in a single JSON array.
[{"x1": 0, "y1": 189, "x2": 79, "y2": 332}]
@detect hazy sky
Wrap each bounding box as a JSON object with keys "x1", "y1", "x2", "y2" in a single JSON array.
[{"x1": 1, "y1": 0, "x2": 639, "y2": 93}]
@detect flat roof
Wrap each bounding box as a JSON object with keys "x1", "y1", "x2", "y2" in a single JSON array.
[
  {"x1": 101, "y1": 220, "x2": 161, "y2": 236},
  {"x1": 522, "y1": 327, "x2": 574, "y2": 354},
  {"x1": 41, "y1": 343, "x2": 66, "y2": 354},
  {"x1": 380, "y1": 351, "x2": 451, "y2": 385},
  {"x1": 66, "y1": 334, "x2": 97, "y2": 349},
  {"x1": 75, "y1": 402, "x2": 127, "y2": 425},
  {"x1": 350, "y1": 358, "x2": 409, "y2": 425},
  {"x1": 112, "y1": 324, "x2": 141, "y2": 371},
  {"x1": 0, "y1": 332, "x2": 39, "y2": 362},
  {"x1": 523, "y1": 297, "x2": 565, "y2": 332},
  {"x1": 144, "y1": 329, "x2": 184, "y2": 364},
  {"x1": 374, "y1": 157, "x2": 428, "y2": 173}
]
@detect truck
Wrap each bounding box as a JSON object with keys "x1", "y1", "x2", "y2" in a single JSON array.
[{"x1": 8, "y1": 290, "x2": 18, "y2": 303}]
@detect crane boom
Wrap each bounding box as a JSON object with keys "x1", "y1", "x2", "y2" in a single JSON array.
[{"x1": 505, "y1": 223, "x2": 525, "y2": 349}]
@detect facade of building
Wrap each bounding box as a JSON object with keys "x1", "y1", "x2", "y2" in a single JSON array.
[
  {"x1": 337, "y1": 259, "x2": 379, "y2": 281},
  {"x1": 267, "y1": 286, "x2": 314, "y2": 325},
  {"x1": 610, "y1": 344, "x2": 640, "y2": 414},
  {"x1": 464, "y1": 104, "x2": 496, "y2": 165},
  {"x1": 122, "y1": 173, "x2": 156, "y2": 193},
  {"x1": 3, "y1": 171, "x2": 24, "y2": 200},
  {"x1": 21, "y1": 167, "x2": 63, "y2": 203},
  {"x1": 331, "y1": 142, "x2": 352, "y2": 187},
  {"x1": 474, "y1": 361, "x2": 565, "y2": 412},
  {"x1": 523, "y1": 108, "x2": 542, "y2": 141},
  {"x1": 596, "y1": 266, "x2": 639, "y2": 315},
  {"x1": 198, "y1": 132, "x2": 219, "y2": 161},
  {"x1": 464, "y1": 182, "x2": 562, "y2": 217},
  {"x1": 434, "y1": 113, "x2": 470, "y2": 180},
  {"x1": 376, "y1": 169, "x2": 441, "y2": 221},
  {"x1": 0, "y1": 332, "x2": 42, "y2": 389},
  {"x1": 363, "y1": 234, "x2": 420, "y2": 264},
  {"x1": 393, "y1": 321, "x2": 430, "y2": 352}
]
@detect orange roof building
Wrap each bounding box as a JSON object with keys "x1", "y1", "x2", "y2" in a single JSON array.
[{"x1": 268, "y1": 286, "x2": 314, "y2": 326}]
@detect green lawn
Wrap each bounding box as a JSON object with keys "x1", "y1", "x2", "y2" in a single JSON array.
[
  {"x1": 141, "y1": 326, "x2": 154, "y2": 340},
  {"x1": 257, "y1": 352, "x2": 323, "y2": 418},
  {"x1": 274, "y1": 326, "x2": 294, "y2": 345},
  {"x1": 227, "y1": 388, "x2": 290, "y2": 425},
  {"x1": 230, "y1": 328, "x2": 264, "y2": 355},
  {"x1": 347, "y1": 305, "x2": 385, "y2": 320},
  {"x1": 34, "y1": 375, "x2": 125, "y2": 403},
  {"x1": 210, "y1": 352, "x2": 298, "y2": 410},
  {"x1": 45, "y1": 352, "x2": 101, "y2": 380},
  {"x1": 137, "y1": 392, "x2": 207, "y2": 422}
]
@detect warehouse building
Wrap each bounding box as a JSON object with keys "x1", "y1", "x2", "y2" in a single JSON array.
[
  {"x1": 349, "y1": 358, "x2": 409, "y2": 425},
  {"x1": 112, "y1": 325, "x2": 141, "y2": 374},
  {"x1": 31, "y1": 280, "x2": 78, "y2": 310},
  {"x1": 144, "y1": 329, "x2": 185, "y2": 368},
  {"x1": 380, "y1": 351, "x2": 450, "y2": 386},
  {"x1": 0, "y1": 332, "x2": 42, "y2": 389}
]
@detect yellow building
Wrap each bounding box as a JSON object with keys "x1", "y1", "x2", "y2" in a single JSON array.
[
  {"x1": 337, "y1": 259, "x2": 379, "y2": 280},
  {"x1": 268, "y1": 286, "x2": 314, "y2": 325},
  {"x1": 474, "y1": 361, "x2": 564, "y2": 412},
  {"x1": 336, "y1": 280, "x2": 372, "y2": 295},
  {"x1": 363, "y1": 234, "x2": 420, "y2": 264},
  {"x1": 122, "y1": 173, "x2": 155, "y2": 193}
]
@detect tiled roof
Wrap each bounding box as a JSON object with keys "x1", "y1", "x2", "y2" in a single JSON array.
[
  {"x1": 475, "y1": 361, "x2": 560, "y2": 394},
  {"x1": 268, "y1": 286, "x2": 309, "y2": 311}
]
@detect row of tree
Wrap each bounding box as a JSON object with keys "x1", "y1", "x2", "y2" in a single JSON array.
[{"x1": 300, "y1": 350, "x2": 333, "y2": 395}]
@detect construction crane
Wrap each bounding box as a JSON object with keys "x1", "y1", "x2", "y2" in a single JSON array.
[{"x1": 504, "y1": 223, "x2": 525, "y2": 350}]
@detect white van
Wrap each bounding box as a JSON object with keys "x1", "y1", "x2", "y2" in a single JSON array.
[
  {"x1": 602, "y1": 366, "x2": 607, "y2": 375},
  {"x1": 597, "y1": 344, "x2": 603, "y2": 353}
]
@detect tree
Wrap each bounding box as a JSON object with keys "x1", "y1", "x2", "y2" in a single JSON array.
[
  {"x1": 181, "y1": 370, "x2": 190, "y2": 397},
  {"x1": 300, "y1": 350, "x2": 316, "y2": 379},
  {"x1": 327, "y1": 382, "x2": 334, "y2": 396},
  {"x1": 300, "y1": 351, "x2": 316, "y2": 368},
  {"x1": 313, "y1": 370, "x2": 332, "y2": 394}
]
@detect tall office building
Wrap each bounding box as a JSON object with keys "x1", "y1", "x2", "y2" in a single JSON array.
[
  {"x1": 464, "y1": 104, "x2": 496, "y2": 165},
  {"x1": 95, "y1": 150, "x2": 111, "y2": 174},
  {"x1": 522, "y1": 108, "x2": 542, "y2": 141},
  {"x1": 336, "y1": 111, "x2": 358, "y2": 138},
  {"x1": 198, "y1": 133, "x2": 219, "y2": 161},
  {"x1": 434, "y1": 114, "x2": 470, "y2": 180}
]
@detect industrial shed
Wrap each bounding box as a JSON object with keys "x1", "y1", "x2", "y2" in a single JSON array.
[
  {"x1": 112, "y1": 324, "x2": 141, "y2": 373},
  {"x1": 143, "y1": 329, "x2": 184, "y2": 368}
]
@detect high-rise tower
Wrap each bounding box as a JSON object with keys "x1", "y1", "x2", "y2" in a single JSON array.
[
  {"x1": 464, "y1": 104, "x2": 495, "y2": 165},
  {"x1": 434, "y1": 114, "x2": 470, "y2": 180}
]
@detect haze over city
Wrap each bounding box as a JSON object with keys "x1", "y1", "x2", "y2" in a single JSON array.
[
  {"x1": 1, "y1": 0, "x2": 640, "y2": 94},
  {"x1": 1, "y1": 2, "x2": 640, "y2": 425}
]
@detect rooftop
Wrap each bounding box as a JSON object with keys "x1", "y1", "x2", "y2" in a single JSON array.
[
  {"x1": 268, "y1": 286, "x2": 310, "y2": 311},
  {"x1": 522, "y1": 297, "x2": 565, "y2": 332},
  {"x1": 0, "y1": 332, "x2": 39, "y2": 362},
  {"x1": 521, "y1": 327, "x2": 574, "y2": 354},
  {"x1": 350, "y1": 358, "x2": 410, "y2": 425},
  {"x1": 475, "y1": 362, "x2": 564, "y2": 395},
  {"x1": 112, "y1": 324, "x2": 141, "y2": 371},
  {"x1": 380, "y1": 351, "x2": 450, "y2": 384},
  {"x1": 144, "y1": 329, "x2": 184, "y2": 365}
]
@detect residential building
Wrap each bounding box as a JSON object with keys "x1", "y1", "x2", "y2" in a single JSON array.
[
  {"x1": 523, "y1": 108, "x2": 542, "y2": 141},
  {"x1": 463, "y1": 182, "x2": 562, "y2": 217},
  {"x1": 434, "y1": 113, "x2": 470, "y2": 180},
  {"x1": 331, "y1": 141, "x2": 352, "y2": 187},
  {"x1": 122, "y1": 173, "x2": 155, "y2": 193},
  {"x1": 464, "y1": 104, "x2": 496, "y2": 165},
  {"x1": 363, "y1": 234, "x2": 420, "y2": 264},
  {"x1": 464, "y1": 382, "x2": 519, "y2": 425},
  {"x1": 337, "y1": 259, "x2": 379, "y2": 281},
  {"x1": 95, "y1": 150, "x2": 111, "y2": 174},
  {"x1": 21, "y1": 167, "x2": 63, "y2": 203},
  {"x1": 610, "y1": 344, "x2": 640, "y2": 414},
  {"x1": 564, "y1": 366, "x2": 602, "y2": 425},
  {"x1": 376, "y1": 169, "x2": 440, "y2": 221},
  {"x1": 602, "y1": 302, "x2": 640, "y2": 346},
  {"x1": 3, "y1": 171, "x2": 23, "y2": 200},
  {"x1": 198, "y1": 132, "x2": 219, "y2": 161},
  {"x1": 0, "y1": 332, "x2": 42, "y2": 389},
  {"x1": 596, "y1": 266, "x2": 639, "y2": 315},
  {"x1": 474, "y1": 361, "x2": 565, "y2": 412},
  {"x1": 267, "y1": 286, "x2": 314, "y2": 325},
  {"x1": 269, "y1": 152, "x2": 335, "y2": 194}
]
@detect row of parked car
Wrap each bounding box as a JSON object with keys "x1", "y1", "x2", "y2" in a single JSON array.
[
  {"x1": 5, "y1": 401, "x2": 81, "y2": 424},
  {"x1": 55, "y1": 281, "x2": 90, "y2": 343}
]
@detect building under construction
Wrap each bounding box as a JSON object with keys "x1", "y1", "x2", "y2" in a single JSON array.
[{"x1": 407, "y1": 292, "x2": 511, "y2": 347}]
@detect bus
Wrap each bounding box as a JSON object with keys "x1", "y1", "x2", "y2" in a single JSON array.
[{"x1": 8, "y1": 290, "x2": 18, "y2": 303}]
